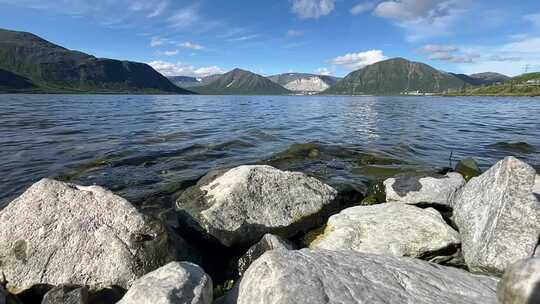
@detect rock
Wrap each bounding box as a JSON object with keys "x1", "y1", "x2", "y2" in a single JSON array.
[
  {"x1": 117, "y1": 262, "x2": 212, "y2": 304},
  {"x1": 384, "y1": 172, "x2": 465, "y2": 207},
  {"x1": 41, "y1": 285, "x2": 88, "y2": 304},
  {"x1": 453, "y1": 157, "x2": 540, "y2": 274},
  {"x1": 534, "y1": 175, "x2": 539, "y2": 198},
  {"x1": 497, "y1": 258, "x2": 540, "y2": 304},
  {"x1": 487, "y1": 142, "x2": 536, "y2": 154},
  {"x1": 308, "y1": 204, "x2": 460, "y2": 260},
  {"x1": 238, "y1": 234, "x2": 295, "y2": 277},
  {"x1": 0, "y1": 179, "x2": 183, "y2": 291},
  {"x1": 175, "y1": 165, "x2": 338, "y2": 247},
  {"x1": 1, "y1": 285, "x2": 22, "y2": 304},
  {"x1": 455, "y1": 158, "x2": 482, "y2": 181},
  {"x1": 228, "y1": 249, "x2": 498, "y2": 304}
]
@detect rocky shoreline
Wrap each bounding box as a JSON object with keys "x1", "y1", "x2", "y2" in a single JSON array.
[{"x1": 1, "y1": 156, "x2": 539, "y2": 304}]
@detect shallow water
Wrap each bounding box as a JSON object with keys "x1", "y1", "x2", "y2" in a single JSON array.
[{"x1": 1, "y1": 94, "x2": 539, "y2": 210}]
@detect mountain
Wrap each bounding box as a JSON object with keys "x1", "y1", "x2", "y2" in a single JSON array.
[
  {"x1": 452, "y1": 72, "x2": 510, "y2": 86},
  {"x1": 0, "y1": 28, "x2": 191, "y2": 94},
  {"x1": 324, "y1": 58, "x2": 466, "y2": 95},
  {"x1": 0, "y1": 68, "x2": 37, "y2": 92},
  {"x1": 168, "y1": 74, "x2": 222, "y2": 88},
  {"x1": 268, "y1": 73, "x2": 341, "y2": 94},
  {"x1": 192, "y1": 68, "x2": 291, "y2": 95},
  {"x1": 469, "y1": 72, "x2": 510, "y2": 85},
  {"x1": 453, "y1": 72, "x2": 540, "y2": 96}
]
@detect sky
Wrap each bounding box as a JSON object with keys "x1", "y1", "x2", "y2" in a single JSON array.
[{"x1": 1, "y1": 0, "x2": 539, "y2": 78}]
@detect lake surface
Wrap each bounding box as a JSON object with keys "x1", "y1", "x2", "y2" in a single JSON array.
[{"x1": 1, "y1": 94, "x2": 539, "y2": 211}]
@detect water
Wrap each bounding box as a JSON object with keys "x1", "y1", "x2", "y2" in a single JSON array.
[{"x1": 1, "y1": 94, "x2": 539, "y2": 210}]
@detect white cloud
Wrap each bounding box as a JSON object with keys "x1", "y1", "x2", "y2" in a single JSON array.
[
  {"x1": 150, "y1": 37, "x2": 166, "y2": 47},
  {"x1": 374, "y1": 0, "x2": 471, "y2": 41},
  {"x1": 291, "y1": 0, "x2": 335, "y2": 19},
  {"x1": 420, "y1": 44, "x2": 458, "y2": 52},
  {"x1": 179, "y1": 42, "x2": 204, "y2": 50},
  {"x1": 419, "y1": 44, "x2": 479, "y2": 63},
  {"x1": 157, "y1": 50, "x2": 179, "y2": 56},
  {"x1": 315, "y1": 67, "x2": 332, "y2": 75},
  {"x1": 329, "y1": 50, "x2": 388, "y2": 70},
  {"x1": 148, "y1": 1, "x2": 168, "y2": 18},
  {"x1": 149, "y1": 61, "x2": 226, "y2": 77},
  {"x1": 167, "y1": 6, "x2": 200, "y2": 28},
  {"x1": 350, "y1": 2, "x2": 376, "y2": 15},
  {"x1": 287, "y1": 30, "x2": 304, "y2": 37},
  {"x1": 227, "y1": 34, "x2": 259, "y2": 42},
  {"x1": 524, "y1": 13, "x2": 540, "y2": 28}
]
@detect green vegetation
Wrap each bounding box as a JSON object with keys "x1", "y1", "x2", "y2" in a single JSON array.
[
  {"x1": 0, "y1": 28, "x2": 192, "y2": 94},
  {"x1": 324, "y1": 58, "x2": 466, "y2": 95},
  {"x1": 193, "y1": 68, "x2": 291, "y2": 95},
  {"x1": 447, "y1": 72, "x2": 540, "y2": 96}
]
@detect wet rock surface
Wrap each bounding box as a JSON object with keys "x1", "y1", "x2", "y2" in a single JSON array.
[
  {"x1": 384, "y1": 172, "x2": 465, "y2": 207},
  {"x1": 226, "y1": 249, "x2": 499, "y2": 304},
  {"x1": 41, "y1": 285, "x2": 89, "y2": 304},
  {"x1": 455, "y1": 158, "x2": 482, "y2": 181},
  {"x1": 454, "y1": 157, "x2": 540, "y2": 274},
  {"x1": 175, "y1": 165, "x2": 338, "y2": 247},
  {"x1": 0, "y1": 179, "x2": 185, "y2": 291},
  {"x1": 308, "y1": 204, "x2": 460, "y2": 260}
]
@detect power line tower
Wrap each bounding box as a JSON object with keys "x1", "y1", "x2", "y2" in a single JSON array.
[{"x1": 523, "y1": 64, "x2": 530, "y2": 74}]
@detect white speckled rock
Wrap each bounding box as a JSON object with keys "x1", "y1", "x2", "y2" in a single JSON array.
[
  {"x1": 118, "y1": 262, "x2": 212, "y2": 304},
  {"x1": 0, "y1": 179, "x2": 179, "y2": 291},
  {"x1": 175, "y1": 165, "x2": 338, "y2": 247},
  {"x1": 227, "y1": 249, "x2": 498, "y2": 304},
  {"x1": 238, "y1": 234, "x2": 294, "y2": 277},
  {"x1": 309, "y1": 204, "x2": 460, "y2": 260},
  {"x1": 497, "y1": 258, "x2": 540, "y2": 304},
  {"x1": 534, "y1": 175, "x2": 540, "y2": 197},
  {"x1": 453, "y1": 157, "x2": 540, "y2": 274},
  {"x1": 384, "y1": 172, "x2": 465, "y2": 207}
]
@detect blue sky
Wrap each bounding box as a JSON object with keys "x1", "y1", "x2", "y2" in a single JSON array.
[{"x1": 1, "y1": 0, "x2": 539, "y2": 77}]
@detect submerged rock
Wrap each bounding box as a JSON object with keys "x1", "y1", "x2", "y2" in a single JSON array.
[
  {"x1": 455, "y1": 158, "x2": 482, "y2": 181},
  {"x1": 454, "y1": 157, "x2": 540, "y2": 274},
  {"x1": 497, "y1": 258, "x2": 540, "y2": 304},
  {"x1": 117, "y1": 262, "x2": 212, "y2": 304},
  {"x1": 308, "y1": 204, "x2": 460, "y2": 260},
  {"x1": 0, "y1": 179, "x2": 183, "y2": 291},
  {"x1": 238, "y1": 234, "x2": 295, "y2": 277},
  {"x1": 228, "y1": 249, "x2": 498, "y2": 304},
  {"x1": 41, "y1": 285, "x2": 89, "y2": 304},
  {"x1": 384, "y1": 172, "x2": 465, "y2": 207},
  {"x1": 175, "y1": 165, "x2": 338, "y2": 247},
  {"x1": 488, "y1": 142, "x2": 536, "y2": 154}
]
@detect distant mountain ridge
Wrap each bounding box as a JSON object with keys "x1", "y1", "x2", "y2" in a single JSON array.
[
  {"x1": 168, "y1": 75, "x2": 222, "y2": 88},
  {"x1": 0, "y1": 28, "x2": 191, "y2": 94},
  {"x1": 192, "y1": 68, "x2": 291, "y2": 95},
  {"x1": 325, "y1": 58, "x2": 467, "y2": 95},
  {"x1": 268, "y1": 73, "x2": 341, "y2": 93}
]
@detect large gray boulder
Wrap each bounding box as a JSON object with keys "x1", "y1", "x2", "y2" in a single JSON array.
[
  {"x1": 497, "y1": 258, "x2": 540, "y2": 304},
  {"x1": 238, "y1": 234, "x2": 295, "y2": 277},
  {"x1": 384, "y1": 172, "x2": 465, "y2": 206},
  {"x1": 175, "y1": 165, "x2": 338, "y2": 247},
  {"x1": 534, "y1": 175, "x2": 539, "y2": 197},
  {"x1": 308, "y1": 204, "x2": 460, "y2": 260},
  {"x1": 228, "y1": 249, "x2": 498, "y2": 304},
  {"x1": 453, "y1": 157, "x2": 540, "y2": 274},
  {"x1": 0, "y1": 179, "x2": 181, "y2": 291},
  {"x1": 117, "y1": 262, "x2": 212, "y2": 304}
]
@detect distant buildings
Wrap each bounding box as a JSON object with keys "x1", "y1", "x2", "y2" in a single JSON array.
[{"x1": 525, "y1": 79, "x2": 540, "y2": 85}]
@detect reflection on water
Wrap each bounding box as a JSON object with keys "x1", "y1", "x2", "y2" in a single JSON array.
[{"x1": 0, "y1": 94, "x2": 539, "y2": 210}]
